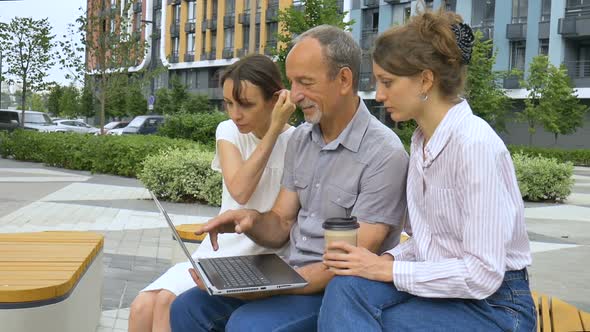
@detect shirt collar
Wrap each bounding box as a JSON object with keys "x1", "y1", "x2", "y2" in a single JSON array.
[
  {"x1": 310, "y1": 99, "x2": 371, "y2": 152},
  {"x1": 412, "y1": 99, "x2": 472, "y2": 167}
]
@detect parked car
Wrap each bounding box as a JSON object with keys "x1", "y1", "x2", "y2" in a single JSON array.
[
  {"x1": 0, "y1": 109, "x2": 62, "y2": 132},
  {"x1": 122, "y1": 115, "x2": 165, "y2": 135},
  {"x1": 0, "y1": 110, "x2": 19, "y2": 132},
  {"x1": 53, "y1": 119, "x2": 100, "y2": 134},
  {"x1": 103, "y1": 121, "x2": 129, "y2": 135}
]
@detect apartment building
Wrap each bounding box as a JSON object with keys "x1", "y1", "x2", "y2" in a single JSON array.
[{"x1": 89, "y1": 0, "x2": 589, "y2": 147}]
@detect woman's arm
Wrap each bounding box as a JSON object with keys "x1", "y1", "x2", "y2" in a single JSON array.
[{"x1": 219, "y1": 91, "x2": 295, "y2": 204}]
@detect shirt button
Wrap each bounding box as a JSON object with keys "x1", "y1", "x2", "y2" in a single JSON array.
[
  {"x1": 315, "y1": 183, "x2": 320, "y2": 188},
  {"x1": 294, "y1": 180, "x2": 298, "y2": 185},
  {"x1": 311, "y1": 213, "x2": 316, "y2": 217},
  {"x1": 337, "y1": 197, "x2": 341, "y2": 202},
  {"x1": 302, "y1": 236, "x2": 307, "y2": 241}
]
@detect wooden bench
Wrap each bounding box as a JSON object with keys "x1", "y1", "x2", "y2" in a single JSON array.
[
  {"x1": 0, "y1": 231, "x2": 104, "y2": 332},
  {"x1": 532, "y1": 291, "x2": 590, "y2": 332}
]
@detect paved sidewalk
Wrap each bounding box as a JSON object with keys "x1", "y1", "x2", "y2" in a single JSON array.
[{"x1": 0, "y1": 158, "x2": 589, "y2": 331}]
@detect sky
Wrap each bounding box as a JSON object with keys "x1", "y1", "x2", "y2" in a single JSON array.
[{"x1": 0, "y1": 0, "x2": 87, "y2": 87}]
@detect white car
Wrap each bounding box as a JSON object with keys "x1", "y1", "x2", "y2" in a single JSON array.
[
  {"x1": 103, "y1": 121, "x2": 129, "y2": 135},
  {"x1": 53, "y1": 120, "x2": 100, "y2": 134}
]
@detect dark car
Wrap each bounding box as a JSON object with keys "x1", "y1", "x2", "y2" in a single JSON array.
[
  {"x1": 0, "y1": 109, "x2": 19, "y2": 132},
  {"x1": 122, "y1": 115, "x2": 165, "y2": 135},
  {"x1": 0, "y1": 109, "x2": 62, "y2": 132}
]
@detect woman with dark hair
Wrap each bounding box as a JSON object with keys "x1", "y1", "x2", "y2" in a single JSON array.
[
  {"x1": 129, "y1": 54, "x2": 296, "y2": 332},
  {"x1": 319, "y1": 9, "x2": 536, "y2": 331}
]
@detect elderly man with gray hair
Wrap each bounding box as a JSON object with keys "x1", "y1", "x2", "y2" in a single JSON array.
[{"x1": 170, "y1": 25, "x2": 409, "y2": 332}]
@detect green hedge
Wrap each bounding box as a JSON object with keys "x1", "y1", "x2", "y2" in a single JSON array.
[
  {"x1": 508, "y1": 145, "x2": 590, "y2": 166},
  {"x1": 138, "y1": 148, "x2": 222, "y2": 206},
  {"x1": 0, "y1": 130, "x2": 202, "y2": 177},
  {"x1": 513, "y1": 153, "x2": 574, "y2": 202},
  {"x1": 158, "y1": 111, "x2": 228, "y2": 149}
]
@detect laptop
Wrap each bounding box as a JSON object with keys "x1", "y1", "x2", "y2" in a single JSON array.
[{"x1": 149, "y1": 191, "x2": 308, "y2": 295}]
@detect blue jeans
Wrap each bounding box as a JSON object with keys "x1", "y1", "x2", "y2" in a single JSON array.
[
  {"x1": 170, "y1": 287, "x2": 324, "y2": 332},
  {"x1": 318, "y1": 269, "x2": 536, "y2": 331}
]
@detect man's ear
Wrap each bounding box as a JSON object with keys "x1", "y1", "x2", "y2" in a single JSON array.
[{"x1": 338, "y1": 67, "x2": 354, "y2": 95}]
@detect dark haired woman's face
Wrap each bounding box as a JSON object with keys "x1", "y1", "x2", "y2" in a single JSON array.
[
  {"x1": 223, "y1": 79, "x2": 274, "y2": 134},
  {"x1": 373, "y1": 62, "x2": 423, "y2": 122}
]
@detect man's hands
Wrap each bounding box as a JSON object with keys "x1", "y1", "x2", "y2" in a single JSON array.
[
  {"x1": 323, "y1": 241, "x2": 394, "y2": 282},
  {"x1": 195, "y1": 209, "x2": 260, "y2": 251}
]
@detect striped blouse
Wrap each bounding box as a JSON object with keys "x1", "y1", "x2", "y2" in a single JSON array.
[{"x1": 386, "y1": 100, "x2": 532, "y2": 300}]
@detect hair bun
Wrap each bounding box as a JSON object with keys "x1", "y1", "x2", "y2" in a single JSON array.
[{"x1": 451, "y1": 23, "x2": 474, "y2": 65}]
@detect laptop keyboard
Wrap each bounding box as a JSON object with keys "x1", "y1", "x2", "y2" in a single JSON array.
[{"x1": 209, "y1": 256, "x2": 271, "y2": 288}]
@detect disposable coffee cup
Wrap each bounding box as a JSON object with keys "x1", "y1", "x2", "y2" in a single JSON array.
[{"x1": 323, "y1": 217, "x2": 359, "y2": 256}]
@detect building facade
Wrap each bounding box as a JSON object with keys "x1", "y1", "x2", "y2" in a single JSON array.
[{"x1": 89, "y1": 0, "x2": 590, "y2": 148}]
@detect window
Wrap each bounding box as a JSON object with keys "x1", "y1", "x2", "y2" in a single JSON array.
[
  {"x1": 226, "y1": 0, "x2": 235, "y2": 14},
  {"x1": 444, "y1": 0, "x2": 456, "y2": 12},
  {"x1": 172, "y1": 37, "x2": 180, "y2": 56},
  {"x1": 243, "y1": 25, "x2": 250, "y2": 49},
  {"x1": 244, "y1": 0, "x2": 250, "y2": 12},
  {"x1": 255, "y1": 24, "x2": 260, "y2": 49},
  {"x1": 212, "y1": 0, "x2": 218, "y2": 17},
  {"x1": 539, "y1": 39, "x2": 549, "y2": 55},
  {"x1": 173, "y1": 4, "x2": 181, "y2": 23},
  {"x1": 404, "y1": 7, "x2": 411, "y2": 24},
  {"x1": 224, "y1": 28, "x2": 234, "y2": 48},
  {"x1": 201, "y1": 31, "x2": 207, "y2": 52},
  {"x1": 187, "y1": 33, "x2": 196, "y2": 54},
  {"x1": 187, "y1": 70, "x2": 196, "y2": 88},
  {"x1": 541, "y1": 0, "x2": 551, "y2": 21},
  {"x1": 155, "y1": 9, "x2": 162, "y2": 29},
  {"x1": 510, "y1": 41, "x2": 526, "y2": 71},
  {"x1": 512, "y1": 0, "x2": 528, "y2": 23},
  {"x1": 362, "y1": 8, "x2": 379, "y2": 32},
  {"x1": 211, "y1": 31, "x2": 217, "y2": 52},
  {"x1": 266, "y1": 22, "x2": 278, "y2": 43},
  {"x1": 188, "y1": 1, "x2": 197, "y2": 22},
  {"x1": 472, "y1": 0, "x2": 495, "y2": 27}
]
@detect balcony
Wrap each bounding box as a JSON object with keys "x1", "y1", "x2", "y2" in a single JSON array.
[
  {"x1": 363, "y1": 0, "x2": 379, "y2": 8},
  {"x1": 222, "y1": 48, "x2": 234, "y2": 59},
  {"x1": 565, "y1": 60, "x2": 590, "y2": 87},
  {"x1": 170, "y1": 53, "x2": 179, "y2": 63},
  {"x1": 184, "y1": 53, "x2": 195, "y2": 62},
  {"x1": 384, "y1": 0, "x2": 410, "y2": 3},
  {"x1": 506, "y1": 23, "x2": 527, "y2": 40},
  {"x1": 185, "y1": 22, "x2": 196, "y2": 33},
  {"x1": 360, "y1": 29, "x2": 378, "y2": 50},
  {"x1": 224, "y1": 15, "x2": 235, "y2": 27},
  {"x1": 200, "y1": 52, "x2": 209, "y2": 60},
  {"x1": 473, "y1": 25, "x2": 494, "y2": 40},
  {"x1": 133, "y1": 1, "x2": 142, "y2": 13},
  {"x1": 167, "y1": 0, "x2": 181, "y2": 5},
  {"x1": 208, "y1": 49, "x2": 217, "y2": 60},
  {"x1": 539, "y1": 21, "x2": 550, "y2": 39},
  {"x1": 154, "y1": 0, "x2": 162, "y2": 9},
  {"x1": 255, "y1": 12, "x2": 261, "y2": 24},
  {"x1": 359, "y1": 72, "x2": 375, "y2": 91},
  {"x1": 559, "y1": 15, "x2": 590, "y2": 37},
  {"x1": 207, "y1": 18, "x2": 218, "y2": 30},
  {"x1": 184, "y1": 0, "x2": 196, "y2": 2},
  {"x1": 239, "y1": 12, "x2": 250, "y2": 25},
  {"x1": 266, "y1": 7, "x2": 278, "y2": 22},
  {"x1": 237, "y1": 48, "x2": 249, "y2": 57},
  {"x1": 502, "y1": 74, "x2": 521, "y2": 89},
  {"x1": 170, "y1": 23, "x2": 181, "y2": 37}
]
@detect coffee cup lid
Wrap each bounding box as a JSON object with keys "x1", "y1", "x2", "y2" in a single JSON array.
[{"x1": 322, "y1": 216, "x2": 359, "y2": 230}]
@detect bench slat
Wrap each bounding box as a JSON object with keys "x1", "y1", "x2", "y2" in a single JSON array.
[
  {"x1": 551, "y1": 297, "x2": 584, "y2": 332},
  {"x1": 531, "y1": 291, "x2": 541, "y2": 332},
  {"x1": 540, "y1": 295, "x2": 552, "y2": 332},
  {"x1": 580, "y1": 309, "x2": 590, "y2": 331},
  {"x1": 0, "y1": 231, "x2": 103, "y2": 303}
]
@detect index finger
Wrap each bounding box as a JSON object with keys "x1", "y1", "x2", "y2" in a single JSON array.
[
  {"x1": 326, "y1": 241, "x2": 356, "y2": 252},
  {"x1": 202, "y1": 211, "x2": 237, "y2": 233}
]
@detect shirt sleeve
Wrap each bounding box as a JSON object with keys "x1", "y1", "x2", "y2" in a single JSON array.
[
  {"x1": 385, "y1": 236, "x2": 417, "y2": 261},
  {"x1": 351, "y1": 147, "x2": 409, "y2": 226},
  {"x1": 393, "y1": 142, "x2": 516, "y2": 299},
  {"x1": 211, "y1": 120, "x2": 240, "y2": 173}
]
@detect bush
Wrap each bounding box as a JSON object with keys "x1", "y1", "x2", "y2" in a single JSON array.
[
  {"x1": 158, "y1": 111, "x2": 228, "y2": 149},
  {"x1": 0, "y1": 130, "x2": 203, "y2": 177},
  {"x1": 512, "y1": 153, "x2": 574, "y2": 202},
  {"x1": 508, "y1": 145, "x2": 590, "y2": 166},
  {"x1": 139, "y1": 148, "x2": 222, "y2": 206}
]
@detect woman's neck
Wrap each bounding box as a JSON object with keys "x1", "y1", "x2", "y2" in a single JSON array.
[{"x1": 416, "y1": 98, "x2": 461, "y2": 145}]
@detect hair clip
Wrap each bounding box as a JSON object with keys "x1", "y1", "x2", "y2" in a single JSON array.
[{"x1": 451, "y1": 23, "x2": 475, "y2": 65}]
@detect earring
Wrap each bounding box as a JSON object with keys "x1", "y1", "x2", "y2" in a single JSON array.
[{"x1": 420, "y1": 93, "x2": 429, "y2": 102}]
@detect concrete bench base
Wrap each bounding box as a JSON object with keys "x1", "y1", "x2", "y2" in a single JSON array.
[{"x1": 0, "y1": 251, "x2": 103, "y2": 332}]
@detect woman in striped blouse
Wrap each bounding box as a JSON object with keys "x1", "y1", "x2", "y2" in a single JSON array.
[{"x1": 320, "y1": 8, "x2": 536, "y2": 331}]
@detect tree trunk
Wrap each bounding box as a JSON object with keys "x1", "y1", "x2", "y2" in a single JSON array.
[
  {"x1": 100, "y1": 75, "x2": 106, "y2": 135},
  {"x1": 20, "y1": 79, "x2": 27, "y2": 129},
  {"x1": 554, "y1": 133, "x2": 558, "y2": 146}
]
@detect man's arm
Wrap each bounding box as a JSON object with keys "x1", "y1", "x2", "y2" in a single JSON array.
[
  {"x1": 244, "y1": 188, "x2": 300, "y2": 248},
  {"x1": 198, "y1": 188, "x2": 300, "y2": 250}
]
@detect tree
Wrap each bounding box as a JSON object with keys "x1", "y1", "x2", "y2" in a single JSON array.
[
  {"x1": 0, "y1": 92, "x2": 12, "y2": 108},
  {"x1": 60, "y1": 3, "x2": 148, "y2": 132},
  {"x1": 465, "y1": 30, "x2": 512, "y2": 133},
  {"x1": 58, "y1": 85, "x2": 81, "y2": 118},
  {"x1": 47, "y1": 85, "x2": 64, "y2": 115},
  {"x1": 181, "y1": 94, "x2": 212, "y2": 114},
  {"x1": 274, "y1": 0, "x2": 354, "y2": 87},
  {"x1": 539, "y1": 64, "x2": 588, "y2": 144},
  {"x1": 80, "y1": 81, "x2": 96, "y2": 120},
  {"x1": 126, "y1": 84, "x2": 147, "y2": 117},
  {"x1": 519, "y1": 56, "x2": 552, "y2": 145},
  {"x1": 0, "y1": 17, "x2": 54, "y2": 128}
]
